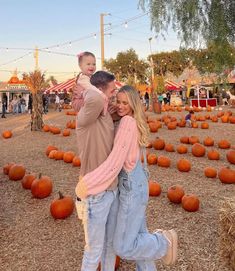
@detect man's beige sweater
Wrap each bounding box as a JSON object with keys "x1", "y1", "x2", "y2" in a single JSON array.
[{"x1": 76, "y1": 88, "x2": 118, "y2": 191}]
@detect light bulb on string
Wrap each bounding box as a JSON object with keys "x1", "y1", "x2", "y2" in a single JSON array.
[
  {"x1": 94, "y1": 34, "x2": 97, "y2": 39},
  {"x1": 69, "y1": 42, "x2": 72, "y2": 47},
  {"x1": 124, "y1": 22, "x2": 128, "y2": 28}
]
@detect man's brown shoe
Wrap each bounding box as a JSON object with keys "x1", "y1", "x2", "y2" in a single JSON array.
[{"x1": 161, "y1": 229, "x2": 178, "y2": 265}]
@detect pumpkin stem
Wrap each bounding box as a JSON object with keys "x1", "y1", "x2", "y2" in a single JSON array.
[{"x1": 58, "y1": 191, "x2": 64, "y2": 199}]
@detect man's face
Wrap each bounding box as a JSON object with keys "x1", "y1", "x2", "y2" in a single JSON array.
[{"x1": 102, "y1": 81, "x2": 117, "y2": 99}]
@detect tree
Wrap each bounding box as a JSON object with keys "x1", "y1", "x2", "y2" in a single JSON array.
[
  {"x1": 24, "y1": 70, "x2": 47, "y2": 131},
  {"x1": 104, "y1": 48, "x2": 149, "y2": 84},
  {"x1": 140, "y1": 0, "x2": 235, "y2": 72}
]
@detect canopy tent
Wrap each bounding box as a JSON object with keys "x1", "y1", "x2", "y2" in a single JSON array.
[
  {"x1": 165, "y1": 80, "x2": 182, "y2": 91},
  {"x1": 45, "y1": 78, "x2": 124, "y2": 94}
]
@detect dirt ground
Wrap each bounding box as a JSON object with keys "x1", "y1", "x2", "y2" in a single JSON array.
[{"x1": 0, "y1": 106, "x2": 235, "y2": 271}]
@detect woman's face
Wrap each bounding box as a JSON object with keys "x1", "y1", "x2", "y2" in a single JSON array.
[{"x1": 116, "y1": 92, "x2": 133, "y2": 117}]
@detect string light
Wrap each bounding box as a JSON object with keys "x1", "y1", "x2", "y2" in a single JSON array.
[{"x1": 124, "y1": 22, "x2": 128, "y2": 28}]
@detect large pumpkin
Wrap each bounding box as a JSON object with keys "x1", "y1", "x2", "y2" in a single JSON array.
[
  {"x1": 50, "y1": 191, "x2": 74, "y2": 219},
  {"x1": 31, "y1": 174, "x2": 53, "y2": 198},
  {"x1": 191, "y1": 143, "x2": 206, "y2": 157},
  {"x1": 226, "y1": 150, "x2": 235, "y2": 165},
  {"x1": 152, "y1": 138, "x2": 165, "y2": 150},
  {"x1": 218, "y1": 167, "x2": 235, "y2": 184},
  {"x1": 177, "y1": 158, "x2": 191, "y2": 172},
  {"x1": 148, "y1": 180, "x2": 161, "y2": 196},
  {"x1": 8, "y1": 164, "x2": 26, "y2": 181},
  {"x1": 181, "y1": 194, "x2": 200, "y2": 212},
  {"x1": 167, "y1": 185, "x2": 185, "y2": 204},
  {"x1": 21, "y1": 173, "x2": 36, "y2": 189}
]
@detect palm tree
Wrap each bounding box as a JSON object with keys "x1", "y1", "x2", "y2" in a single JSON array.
[{"x1": 24, "y1": 70, "x2": 47, "y2": 131}]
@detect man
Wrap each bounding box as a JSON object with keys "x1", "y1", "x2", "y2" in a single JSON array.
[
  {"x1": 73, "y1": 71, "x2": 118, "y2": 271},
  {"x1": 1, "y1": 95, "x2": 7, "y2": 118}
]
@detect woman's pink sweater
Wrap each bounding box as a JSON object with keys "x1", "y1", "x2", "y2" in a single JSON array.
[{"x1": 75, "y1": 115, "x2": 140, "y2": 199}]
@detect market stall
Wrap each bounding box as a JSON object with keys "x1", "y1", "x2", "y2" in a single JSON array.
[{"x1": 190, "y1": 85, "x2": 217, "y2": 107}]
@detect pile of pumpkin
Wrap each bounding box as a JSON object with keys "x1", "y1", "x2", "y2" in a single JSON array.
[
  {"x1": 2, "y1": 163, "x2": 75, "y2": 219},
  {"x1": 46, "y1": 145, "x2": 81, "y2": 166},
  {"x1": 42, "y1": 119, "x2": 76, "y2": 136},
  {"x1": 145, "y1": 137, "x2": 235, "y2": 184},
  {"x1": 148, "y1": 181, "x2": 200, "y2": 212}
]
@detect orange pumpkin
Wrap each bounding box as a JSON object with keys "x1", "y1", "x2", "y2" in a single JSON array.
[
  {"x1": 207, "y1": 149, "x2": 220, "y2": 160},
  {"x1": 149, "y1": 122, "x2": 158, "y2": 133},
  {"x1": 2, "y1": 130, "x2": 12, "y2": 139},
  {"x1": 191, "y1": 143, "x2": 206, "y2": 157},
  {"x1": 226, "y1": 150, "x2": 235, "y2": 165},
  {"x1": 204, "y1": 167, "x2": 217, "y2": 178},
  {"x1": 182, "y1": 194, "x2": 200, "y2": 212},
  {"x1": 152, "y1": 138, "x2": 165, "y2": 150},
  {"x1": 21, "y1": 173, "x2": 36, "y2": 189},
  {"x1": 46, "y1": 145, "x2": 58, "y2": 156},
  {"x1": 72, "y1": 156, "x2": 81, "y2": 167},
  {"x1": 48, "y1": 150, "x2": 57, "y2": 159},
  {"x1": 189, "y1": 136, "x2": 199, "y2": 145},
  {"x1": 148, "y1": 180, "x2": 161, "y2": 196},
  {"x1": 50, "y1": 191, "x2": 74, "y2": 219},
  {"x1": 157, "y1": 156, "x2": 171, "y2": 167},
  {"x1": 54, "y1": 150, "x2": 65, "y2": 160},
  {"x1": 201, "y1": 122, "x2": 209, "y2": 129},
  {"x1": 3, "y1": 163, "x2": 15, "y2": 175},
  {"x1": 203, "y1": 137, "x2": 214, "y2": 147},
  {"x1": 164, "y1": 143, "x2": 175, "y2": 152},
  {"x1": 180, "y1": 136, "x2": 189, "y2": 144},
  {"x1": 176, "y1": 145, "x2": 188, "y2": 154},
  {"x1": 167, "y1": 185, "x2": 185, "y2": 204},
  {"x1": 31, "y1": 174, "x2": 53, "y2": 198},
  {"x1": 42, "y1": 125, "x2": 50, "y2": 132},
  {"x1": 218, "y1": 167, "x2": 235, "y2": 184},
  {"x1": 63, "y1": 151, "x2": 76, "y2": 163},
  {"x1": 218, "y1": 140, "x2": 231, "y2": 149},
  {"x1": 177, "y1": 158, "x2": 191, "y2": 172},
  {"x1": 8, "y1": 164, "x2": 26, "y2": 181},
  {"x1": 62, "y1": 129, "x2": 70, "y2": 137},
  {"x1": 147, "y1": 153, "x2": 158, "y2": 165}
]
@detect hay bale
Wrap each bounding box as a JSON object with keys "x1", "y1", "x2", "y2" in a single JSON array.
[{"x1": 219, "y1": 197, "x2": 235, "y2": 270}]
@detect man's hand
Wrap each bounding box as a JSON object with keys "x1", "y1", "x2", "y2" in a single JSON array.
[{"x1": 75, "y1": 178, "x2": 88, "y2": 200}]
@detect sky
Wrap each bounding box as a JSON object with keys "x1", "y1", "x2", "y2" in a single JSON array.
[{"x1": 0, "y1": 0, "x2": 181, "y2": 82}]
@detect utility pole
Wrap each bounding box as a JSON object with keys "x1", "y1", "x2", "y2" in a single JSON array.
[
  {"x1": 100, "y1": 13, "x2": 110, "y2": 69},
  {"x1": 148, "y1": 38, "x2": 154, "y2": 91},
  {"x1": 34, "y1": 46, "x2": 39, "y2": 70}
]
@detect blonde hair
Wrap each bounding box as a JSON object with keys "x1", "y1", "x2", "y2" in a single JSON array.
[{"x1": 118, "y1": 85, "x2": 150, "y2": 147}]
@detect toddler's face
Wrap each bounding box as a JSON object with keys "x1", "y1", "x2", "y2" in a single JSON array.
[{"x1": 80, "y1": 55, "x2": 96, "y2": 76}]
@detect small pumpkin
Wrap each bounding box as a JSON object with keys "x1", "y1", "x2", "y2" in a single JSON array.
[
  {"x1": 62, "y1": 129, "x2": 70, "y2": 137},
  {"x1": 50, "y1": 191, "x2": 74, "y2": 219},
  {"x1": 226, "y1": 150, "x2": 235, "y2": 164},
  {"x1": 189, "y1": 136, "x2": 199, "y2": 145},
  {"x1": 218, "y1": 167, "x2": 235, "y2": 184},
  {"x1": 148, "y1": 180, "x2": 161, "y2": 196},
  {"x1": 164, "y1": 143, "x2": 175, "y2": 152},
  {"x1": 177, "y1": 158, "x2": 191, "y2": 172},
  {"x1": 48, "y1": 150, "x2": 58, "y2": 159},
  {"x1": 2, "y1": 130, "x2": 12, "y2": 139},
  {"x1": 54, "y1": 150, "x2": 65, "y2": 160},
  {"x1": 201, "y1": 122, "x2": 209, "y2": 129},
  {"x1": 218, "y1": 140, "x2": 231, "y2": 149},
  {"x1": 167, "y1": 185, "x2": 185, "y2": 204},
  {"x1": 21, "y1": 173, "x2": 36, "y2": 189},
  {"x1": 157, "y1": 156, "x2": 171, "y2": 167},
  {"x1": 176, "y1": 144, "x2": 188, "y2": 154},
  {"x1": 180, "y1": 136, "x2": 189, "y2": 144},
  {"x1": 8, "y1": 164, "x2": 26, "y2": 181},
  {"x1": 191, "y1": 143, "x2": 206, "y2": 157},
  {"x1": 31, "y1": 174, "x2": 53, "y2": 198},
  {"x1": 46, "y1": 145, "x2": 58, "y2": 156},
  {"x1": 182, "y1": 194, "x2": 200, "y2": 212},
  {"x1": 203, "y1": 137, "x2": 214, "y2": 147},
  {"x1": 72, "y1": 156, "x2": 81, "y2": 167},
  {"x1": 148, "y1": 122, "x2": 158, "y2": 133},
  {"x1": 204, "y1": 167, "x2": 217, "y2": 178},
  {"x1": 3, "y1": 163, "x2": 15, "y2": 175},
  {"x1": 63, "y1": 151, "x2": 76, "y2": 163},
  {"x1": 207, "y1": 149, "x2": 220, "y2": 160},
  {"x1": 42, "y1": 125, "x2": 50, "y2": 132}
]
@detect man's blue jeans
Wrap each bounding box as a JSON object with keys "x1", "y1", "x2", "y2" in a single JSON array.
[{"x1": 76, "y1": 189, "x2": 118, "y2": 271}]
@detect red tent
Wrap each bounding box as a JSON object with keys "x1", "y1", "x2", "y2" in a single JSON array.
[
  {"x1": 46, "y1": 78, "x2": 123, "y2": 94},
  {"x1": 165, "y1": 80, "x2": 182, "y2": 91}
]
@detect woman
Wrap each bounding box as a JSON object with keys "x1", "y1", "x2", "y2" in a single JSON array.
[{"x1": 76, "y1": 85, "x2": 178, "y2": 270}]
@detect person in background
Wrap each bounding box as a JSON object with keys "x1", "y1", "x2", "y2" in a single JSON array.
[
  {"x1": 20, "y1": 95, "x2": 26, "y2": 113},
  {"x1": 1, "y1": 95, "x2": 7, "y2": 118},
  {"x1": 185, "y1": 110, "x2": 194, "y2": 127},
  {"x1": 76, "y1": 85, "x2": 178, "y2": 270},
  {"x1": 162, "y1": 92, "x2": 167, "y2": 104},
  {"x1": 144, "y1": 91, "x2": 150, "y2": 110},
  {"x1": 28, "y1": 93, "x2": 33, "y2": 114},
  {"x1": 55, "y1": 93, "x2": 60, "y2": 111},
  {"x1": 158, "y1": 93, "x2": 164, "y2": 104}
]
